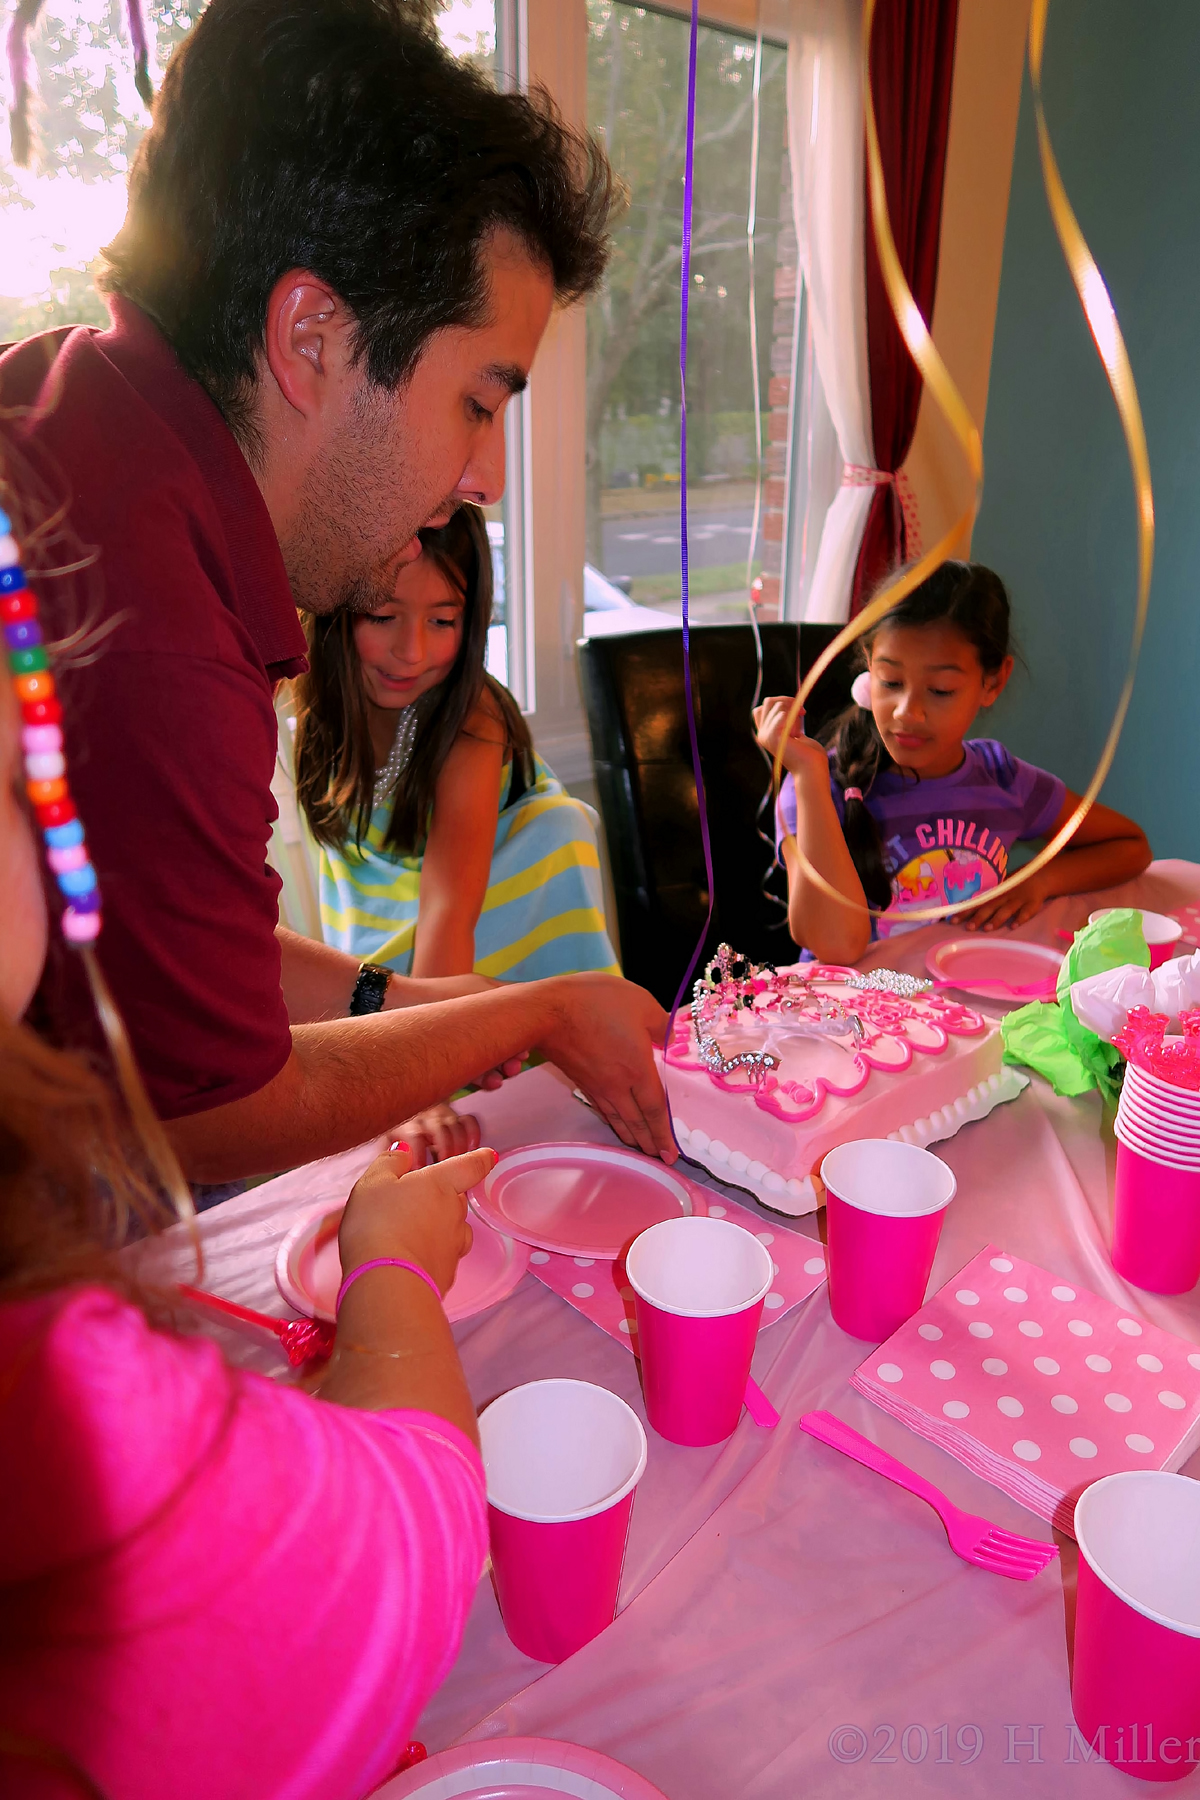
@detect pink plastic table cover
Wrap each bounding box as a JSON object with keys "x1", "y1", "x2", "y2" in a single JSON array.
[{"x1": 134, "y1": 862, "x2": 1200, "y2": 1798}]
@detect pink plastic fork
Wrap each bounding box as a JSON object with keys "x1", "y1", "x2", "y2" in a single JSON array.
[
  {"x1": 799, "y1": 1411, "x2": 1059, "y2": 1580},
  {"x1": 928, "y1": 975, "x2": 1057, "y2": 1001},
  {"x1": 744, "y1": 1374, "x2": 779, "y2": 1429}
]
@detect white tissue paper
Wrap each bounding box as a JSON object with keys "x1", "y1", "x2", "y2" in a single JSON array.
[
  {"x1": 1070, "y1": 953, "x2": 1200, "y2": 1044},
  {"x1": 1149, "y1": 950, "x2": 1200, "y2": 1025},
  {"x1": 1070, "y1": 964, "x2": 1157, "y2": 1042}
]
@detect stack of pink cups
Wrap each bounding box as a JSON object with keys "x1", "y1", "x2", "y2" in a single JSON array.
[{"x1": 1113, "y1": 1064, "x2": 1200, "y2": 1294}]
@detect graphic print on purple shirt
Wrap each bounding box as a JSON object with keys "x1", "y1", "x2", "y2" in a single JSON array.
[{"x1": 775, "y1": 738, "x2": 1066, "y2": 938}]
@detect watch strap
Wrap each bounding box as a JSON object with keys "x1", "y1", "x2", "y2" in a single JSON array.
[{"x1": 349, "y1": 961, "x2": 392, "y2": 1016}]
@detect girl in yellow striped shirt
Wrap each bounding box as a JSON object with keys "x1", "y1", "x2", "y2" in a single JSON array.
[{"x1": 292, "y1": 505, "x2": 617, "y2": 984}]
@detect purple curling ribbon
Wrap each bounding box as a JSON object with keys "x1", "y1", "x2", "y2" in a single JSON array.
[
  {"x1": 127, "y1": 0, "x2": 153, "y2": 106},
  {"x1": 664, "y1": 0, "x2": 711, "y2": 1125}
]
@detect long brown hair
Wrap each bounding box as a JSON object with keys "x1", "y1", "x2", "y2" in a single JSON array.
[
  {"x1": 0, "y1": 1015, "x2": 182, "y2": 1304},
  {"x1": 293, "y1": 504, "x2": 533, "y2": 855},
  {"x1": 818, "y1": 560, "x2": 1013, "y2": 911},
  {"x1": 0, "y1": 1015, "x2": 203, "y2": 1800}
]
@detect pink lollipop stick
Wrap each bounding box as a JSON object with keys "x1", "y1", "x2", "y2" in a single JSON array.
[{"x1": 176, "y1": 1285, "x2": 335, "y2": 1367}]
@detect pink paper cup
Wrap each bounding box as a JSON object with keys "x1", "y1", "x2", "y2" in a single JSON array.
[
  {"x1": 821, "y1": 1139, "x2": 957, "y2": 1342},
  {"x1": 479, "y1": 1378, "x2": 647, "y2": 1663},
  {"x1": 1123, "y1": 1072, "x2": 1200, "y2": 1131},
  {"x1": 625, "y1": 1216, "x2": 773, "y2": 1447},
  {"x1": 1091, "y1": 908, "x2": 1184, "y2": 971},
  {"x1": 1125, "y1": 1063, "x2": 1200, "y2": 1107},
  {"x1": 1112, "y1": 1141, "x2": 1200, "y2": 1294},
  {"x1": 1119, "y1": 1102, "x2": 1200, "y2": 1147},
  {"x1": 1116, "y1": 1091, "x2": 1200, "y2": 1154},
  {"x1": 1114, "y1": 1114, "x2": 1200, "y2": 1169},
  {"x1": 1073, "y1": 1472, "x2": 1200, "y2": 1781}
]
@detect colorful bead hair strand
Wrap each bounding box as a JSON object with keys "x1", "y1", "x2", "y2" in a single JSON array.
[
  {"x1": 1, "y1": 503, "x2": 102, "y2": 947},
  {"x1": 1, "y1": 499, "x2": 196, "y2": 1231}
]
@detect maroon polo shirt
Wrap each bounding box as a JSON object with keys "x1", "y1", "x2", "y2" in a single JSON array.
[{"x1": 2, "y1": 297, "x2": 308, "y2": 1118}]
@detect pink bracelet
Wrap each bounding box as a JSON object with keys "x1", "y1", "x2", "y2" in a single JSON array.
[{"x1": 335, "y1": 1258, "x2": 443, "y2": 1312}]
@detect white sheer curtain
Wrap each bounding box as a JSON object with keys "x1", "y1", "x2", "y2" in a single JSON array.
[{"x1": 786, "y1": 0, "x2": 874, "y2": 625}]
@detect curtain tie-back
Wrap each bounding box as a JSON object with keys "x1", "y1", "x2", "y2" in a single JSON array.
[
  {"x1": 841, "y1": 466, "x2": 923, "y2": 556},
  {"x1": 842, "y1": 464, "x2": 894, "y2": 486}
]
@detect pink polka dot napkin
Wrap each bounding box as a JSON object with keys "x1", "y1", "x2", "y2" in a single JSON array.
[
  {"x1": 527, "y1": 1198, "x2": 828, "y2": 1353},
  {"x1": 852, "y1": 1246, "x2": 1200, "y2": 1536}
]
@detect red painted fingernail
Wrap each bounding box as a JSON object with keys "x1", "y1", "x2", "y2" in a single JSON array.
[{"x1": 389, "y1": 1139, "x2": 410, "y2": 1153}]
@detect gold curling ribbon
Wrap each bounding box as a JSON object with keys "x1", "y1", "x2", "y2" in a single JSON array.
[{"x1": 774, "y1": 0, "x2": 1153, "y2": 928}]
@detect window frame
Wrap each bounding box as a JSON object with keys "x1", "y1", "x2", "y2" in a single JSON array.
[{"x1": 498, "y1": 0, "x2": 808, "y2": 763}]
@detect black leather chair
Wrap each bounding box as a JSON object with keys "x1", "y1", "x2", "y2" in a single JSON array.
[{"x1": 577, "y1": 623, "x2": 855, "y2": 1007}]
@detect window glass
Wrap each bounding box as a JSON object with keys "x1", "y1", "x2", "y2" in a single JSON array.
[
  {"x1": 0, "y1": 2, "x2": 497, "y2": 337},
  {"x1": 585, "y1": 1, "x2": 798, "y2": 630},
  {"x1": 436, "y1": 0, "x2": 496, "y2": 69},
  {"x1": 432, "y1": 5, "x2": 514, "y2": 689},
  {"x1": 0, "y1": 0, "x2": 516, "y2": 678},
  {"x1": 0, "y1": 1, "x2": 199, "y2": 342}
]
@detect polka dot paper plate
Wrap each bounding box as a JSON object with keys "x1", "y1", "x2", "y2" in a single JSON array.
[
  {"x1": 468, "y1": 1143, "x2": 710, "y2": 1261},
  {"x1": 372, "y1": 1736, "x2": 670, "y2": 1799},
  {"x1": 275, "y1": 1201, "x2": 530, "y2": 1326},
  {"x1": 851, "y1": 1245, "x2": 1200, "y2": 1536}
]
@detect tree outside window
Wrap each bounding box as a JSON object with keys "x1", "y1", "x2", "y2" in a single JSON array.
[
  {"x1": 585, "y1": 1, "x2": 794, "y2": 622},
  {"x1": 0, "y1": 0, "x2": 493, "y2": 342}
]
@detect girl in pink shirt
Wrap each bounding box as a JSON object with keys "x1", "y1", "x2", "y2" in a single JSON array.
[{"x1": 0, "y1": 498, "x2": 491, "y2": 1797}]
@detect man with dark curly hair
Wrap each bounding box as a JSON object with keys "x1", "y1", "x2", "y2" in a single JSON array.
[{"x1": 3, "y1": 0, "x2": 674, "y2": 1182}]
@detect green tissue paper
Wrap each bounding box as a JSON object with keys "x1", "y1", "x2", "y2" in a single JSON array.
[{"x1": 1001, "y1": 909, "x2": 1149, "y2": 1101}]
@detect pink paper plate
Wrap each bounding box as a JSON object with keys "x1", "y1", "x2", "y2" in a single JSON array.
[
  {"x1": 926, "y1": 936, "x2": 1062, "y2": 1000},
  {"x1": 371, "y1": 1737, "x2": 669, "y2": 1799},
  {"x1": 275, "y1": 1201, "x2": 530, "y2": 1326},
  {"x1": 469, "y1": 1142, "x2": 708, "y2": 1259}
]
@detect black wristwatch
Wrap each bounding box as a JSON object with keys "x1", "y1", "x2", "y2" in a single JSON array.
[{"x1": 349, "y1": 961, "x2": 393, "y2": 1016}]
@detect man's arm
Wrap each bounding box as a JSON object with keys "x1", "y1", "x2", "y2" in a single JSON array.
[
  {"x1": 277, "y1": 926, "x2": 495, "y2": 1021},
  {"x1": 165, "y1": 973, "x2": 674, "y2": 1182}
]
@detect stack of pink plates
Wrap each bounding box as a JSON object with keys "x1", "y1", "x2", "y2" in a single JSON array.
[{"x1": 1116, "y1": 1064, "x2": 1200, "y2": 1173}]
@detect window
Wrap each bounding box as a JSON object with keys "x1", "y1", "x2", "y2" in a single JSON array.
[
  {"x1": 0, "y1": 0, "x2": 529, "y2": 689},
  {"x1": 0, "y1": 2, "x2": 199, "y2": 342},
  {"x1": 584, "y1": 1, "x2": 798, "y2": 631},
  {"x1": 0, "y1": 3, "x2": 498, "y2": 336},
  {"x1": 434, "y1": 3, "x2": 527, "y2": 699}
]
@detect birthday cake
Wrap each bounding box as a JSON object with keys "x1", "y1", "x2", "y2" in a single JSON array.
[{"x1": 660, "y1": 947, "x2": 1027, "y2": 1217}]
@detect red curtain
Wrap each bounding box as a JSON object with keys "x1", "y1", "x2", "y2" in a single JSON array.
[{"x1": 850, "y1": 0, "x2": 960, "y2": 616}]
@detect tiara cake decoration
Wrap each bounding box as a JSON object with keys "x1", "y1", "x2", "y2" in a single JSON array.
[{"x1": 661, "y1": 945, "x2": 1028, "y2": 1217}]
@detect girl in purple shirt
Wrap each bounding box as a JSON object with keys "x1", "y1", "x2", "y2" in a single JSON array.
[{"x1": 755, "y1": 561, "x2": 1150, "y2": 964}]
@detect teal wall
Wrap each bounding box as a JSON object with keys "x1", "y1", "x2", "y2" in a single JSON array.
[{"x1": 971, "y1": 0, "x2": 1200, "y2": 860}]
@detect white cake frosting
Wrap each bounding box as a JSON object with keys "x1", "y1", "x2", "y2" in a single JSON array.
[{"x1": 660, "y1": 947, "x2": 1028, "y2": 1216}]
